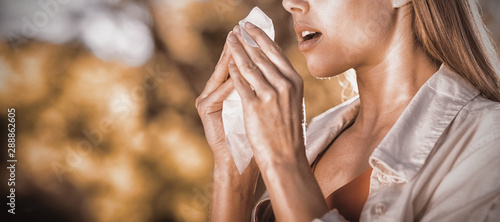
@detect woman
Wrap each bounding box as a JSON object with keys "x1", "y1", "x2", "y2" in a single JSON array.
[{"x1": 195, "y1": 0, "x2": 500, "y2": 221}]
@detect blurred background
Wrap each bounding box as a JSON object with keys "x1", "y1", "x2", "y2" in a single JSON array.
[{"x1": 0, "y1": 0, "x2": 499, "y2": 221}]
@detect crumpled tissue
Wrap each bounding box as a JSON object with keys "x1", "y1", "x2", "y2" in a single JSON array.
[
  {"x1": 239, "y1": 7, "x2": 275, "y2": 48},
  {"x1": 222, "y1": 7, "x2": 275, "y2": 174}
]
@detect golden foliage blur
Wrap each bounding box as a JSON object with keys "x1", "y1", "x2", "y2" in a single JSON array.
[{"x1": 0, "y1": 0, "x2": 499, "y2": 221}]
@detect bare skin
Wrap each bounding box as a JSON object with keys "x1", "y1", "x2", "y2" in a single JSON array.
[
  {"x1": 196, "y1": 0, "x2": 439, "y2": 221},
  {"x1": 313, "y1": 4, "x2": 439, "y2": 200}
]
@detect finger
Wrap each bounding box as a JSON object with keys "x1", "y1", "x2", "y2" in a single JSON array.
[
  {"x1": 242, "y1": 22, "x2": 297, "y2": 80},
  {"x1": 236, "y1": 25, "x2": 300, "y2": 116},
  {"x1": 235, "y1": 26, "x2": 296, "y2": 130},
  {"x1": 232, "y1": 25, "x2": 290, "y2": 92},
  {"x1": 195, "y1": 80, "x2": 234, "y2": 114},
  {"x1": 200, "y1": 34, "x2": 232, "y2": 98},
  {"x1": 227, "y1": 32, "x2": 275, "y2": 97},
  {"x1": 217, "y1": 41, "x2": 229, "y2": 63},
  {"x1": 228, "y1": 59, "x2": 257, "y2": 102},
  {"x1": 203, "y1": 78, "x2": 235, "y2": 105},
  {"x1": 242, "y1": 24, "x2": 305, "y2": 136}
]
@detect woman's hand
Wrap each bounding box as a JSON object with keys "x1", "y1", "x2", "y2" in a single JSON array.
[
  {"x1": 195, "y1": 41, "x2": 236, "y2": 161},
  {"x1": 196, "y1": 36, "x2": 260, "y2": 222},
  {"x1": 227, "y1": 23, "x2": 306, "y2": 169},
  {"x1": 227, "y1": 23, "x2": 329, "y2": 222}
]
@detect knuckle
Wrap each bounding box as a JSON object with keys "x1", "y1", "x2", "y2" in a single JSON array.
[
  {"x1": 252, "y1": 53, "x2": 267, "y2": 65},
  {"x1": 255, "y1": 33, "x2": 268, "y2": 42},
  {"x1": 228, "y1": 62, "x2": 238, "y2": 72},
  {"x1": 246, "y1": 99, "x2": 259, "y2": 111},
  {"x1": 196, "y1": 105, "x2": 205, "y2": 115},
  {"x1": 195, "y1": 97, "x2": 201, "y2": 109},
  {"x1": 195, "y1": 97, "x2": 207, "y2": 113},
  {"x1": 292, "y1": 74, "x2": 304, "y2": 86},
  {"x1": 196, "y1": 103, "x2": 204, "y2": 114},
  {"x1": 276, "y1": 79, "x2": 293, "y2": 93},
  {"x1": 241, "y1": 61, "x2": 258, "y2": 73},
  {"x1": 269, "y1": 43, "x2": 283, "y2": 55},
  {"x1": 261, "y1": 89, "x2": 277, "y2": 103}
]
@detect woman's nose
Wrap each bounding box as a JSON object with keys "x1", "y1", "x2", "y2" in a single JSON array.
[{"x1": 282, "y1": 0, "x2": 310, "y2": 14}]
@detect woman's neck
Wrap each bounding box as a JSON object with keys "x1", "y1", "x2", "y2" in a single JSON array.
[{"x1": 351, "y1": 6, "x2": 439, "y2": 136}]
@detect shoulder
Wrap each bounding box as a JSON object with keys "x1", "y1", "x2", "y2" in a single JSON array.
[
  {"x1": 419, "y1": 97, "x2": 500, "y2": 221},
  {"x1": 450, "y1": 96, "x2": 500, "y2": 163},
  {"x1": 464, "y1": 95, "x2": 500, "y2": 114},
  {"x1": 456, "y1": 96, "x2": 500, "y2": 137}
]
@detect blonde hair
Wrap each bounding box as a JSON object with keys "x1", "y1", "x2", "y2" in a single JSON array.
[{"x1": 410, "y1": 0, "x2": 500, "y2": 101}]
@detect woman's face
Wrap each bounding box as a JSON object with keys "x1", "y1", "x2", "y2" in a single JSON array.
[{"x1": 283, "y1": 0, "x2": 396, "y2": 77}]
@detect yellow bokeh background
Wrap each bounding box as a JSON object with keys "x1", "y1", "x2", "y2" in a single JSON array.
[{"x1": 1, "y1": 0, "x2": 499, "y2": 221}]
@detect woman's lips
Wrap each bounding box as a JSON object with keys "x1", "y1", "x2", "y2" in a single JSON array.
[
  {"x1": 294, "y1": 22, "x2": 322, "y2": 52},
  {"x1": 298, "y1": 33, "x2": 322, "y2": 52}
]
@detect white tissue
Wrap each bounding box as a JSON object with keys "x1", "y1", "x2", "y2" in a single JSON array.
[
  {"x1": 222, "y1": 90, "x2": 254, "y2": 174},
  {"x1": 239, "y1": 7, "x2": 275, "y2": 48},
  {"x1": 222, "y1": 7, "x2": 275, "y2": 174}
]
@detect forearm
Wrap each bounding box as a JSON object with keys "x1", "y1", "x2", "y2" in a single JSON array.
[
  {"x1": 260, "y1": 153, "x2": 329, "y2": 222},
  {"x1": 210, "y1": 154, "x2": 259, "y2": 222}
]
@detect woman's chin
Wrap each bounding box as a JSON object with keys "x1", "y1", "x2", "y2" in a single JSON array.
[{"x1": 307, "y1": 63, "x2": 346, "y2": 79}]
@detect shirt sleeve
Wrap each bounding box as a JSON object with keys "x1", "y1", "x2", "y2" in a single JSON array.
[{"x1": 312, "y1": 209, "x2": 349, "y2": 222}]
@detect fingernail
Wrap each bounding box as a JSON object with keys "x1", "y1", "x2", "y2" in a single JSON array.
[
  {"x1": 245, "y1": 22, "x2": 255, "y2": 29},
  {"x1": 233, "y1": 25, "x2": 240, "y2": 33},
  {"x1": 228, "y1": 33, "x2": 238, "y2": 43}
]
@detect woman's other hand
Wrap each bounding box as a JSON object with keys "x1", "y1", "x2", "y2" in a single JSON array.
[
  {"x1": 195, "y1": 39, "x2": 236, "y2": 161},
  {"x1": 227, "y1": 23, "x2": 328, "y2": 222},
  {"x1": 196, "y1": 35, "x2": 260, "y2": 222},
  {"x1": 227, "y1": 23, "x2": 306, "y2": 169}
]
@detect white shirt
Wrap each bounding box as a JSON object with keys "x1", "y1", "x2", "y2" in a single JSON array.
[{"x1": 252, "y1": 64, "x2": 500, "y2": 222}]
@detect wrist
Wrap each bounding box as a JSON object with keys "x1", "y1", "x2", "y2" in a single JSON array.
[
  {"x1": 257, "y1": 147, "x2": 309, "y2": 175},
  {"x1": 211, "y1": 159, "x2": 259, "y2": 222},
  {"x1": 213, "y1": 146, "x2": 260, "y2": 174},
  {"x1": 257, "y1": 152, "x2": 328, "y2": 222},
  {"x1": 212, "y1": 162, "x2": 259, "y2": 203},
  {"x1": 213, "y1": 152, "x2": 259, "y2": 184},
  {"x1": 213, "y1": 149, "x2": 234, "y2": 166}
]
